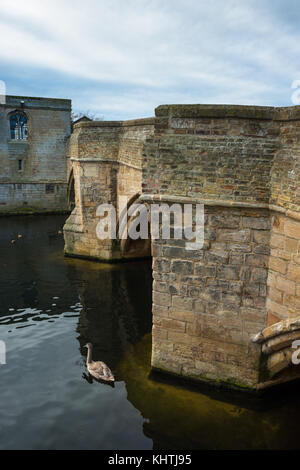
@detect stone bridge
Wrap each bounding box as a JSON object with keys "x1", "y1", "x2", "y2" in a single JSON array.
[{"x1": 64, "y1": 104, "x2": 300, "y2": 391}]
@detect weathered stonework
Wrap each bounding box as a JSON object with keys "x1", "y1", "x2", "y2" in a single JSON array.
[
  {"x1": 0, "y1": 95, "x2": 71, "y2": 213},
  {"x1": 64, "y1": 118, "x2": 155, "y2": 260},
  {"x1": 64, "y1": 103, "x2": 300, "y2": 390},
  {"x1": 149, "y1": 205, "x2": 270, "y2": 388},
  {"x1": 266, "y1": 214, "x2": 300, "y2": 321}
]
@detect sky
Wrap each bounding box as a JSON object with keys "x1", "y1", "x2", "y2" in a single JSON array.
[{"x1": 0, "y1": 0, "x2": 300, "y2": 120}]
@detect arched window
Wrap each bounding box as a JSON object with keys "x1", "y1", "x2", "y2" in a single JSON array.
[{"x1": 9, "y1": 112, "x2": 28, "y2": 140}]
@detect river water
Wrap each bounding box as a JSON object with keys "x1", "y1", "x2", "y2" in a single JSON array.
[{"x1": 0, "y1": 214, "x2": 300, "y2": 450}]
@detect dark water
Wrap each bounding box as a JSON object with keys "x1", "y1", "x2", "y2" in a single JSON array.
[{"x1": 1, "y1": 215, "x2": 300, "y2": 450}]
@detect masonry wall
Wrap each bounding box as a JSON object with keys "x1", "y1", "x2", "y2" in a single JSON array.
[
  {"x1": 63, "y1": 118, "x2": 155, "y2": 260},
  {"x1": 270, "y1": 108, "x2": 300, "y2": 211},
  {"x1": 142, "y1": 105, "x2": 281, "y2": 201},
  {"x1": 142, "y1": 104, "x2": 300, "y2": 389},
  {"x1": 0, "y1": 95, "x2": 71, "y2": 212},
  {"x1": 151, "y1": 205, "x2": 270, "y2": 387},
  {"x1": 64, "y1": 103, "x2": 300, "y2": 389}
]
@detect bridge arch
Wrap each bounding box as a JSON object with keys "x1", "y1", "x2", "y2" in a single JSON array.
[
  {"x1": 67, "y1": 169, "x2": 75, "y2": 211},
  {"x1": 118, "y1": 193, "x2": 151, "y2": 260}
]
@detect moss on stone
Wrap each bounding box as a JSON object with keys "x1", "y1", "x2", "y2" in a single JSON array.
[
  {"x1": 152, "y1": 365, "x2": 256, "y2": 393},
  {"x1": 258, "y1": 352, "x2": 271, "y2": 383}
]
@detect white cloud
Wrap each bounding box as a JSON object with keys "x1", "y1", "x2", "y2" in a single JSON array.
[{"x1": 0, "y1": 0, "x2": 300, "y2": 118}]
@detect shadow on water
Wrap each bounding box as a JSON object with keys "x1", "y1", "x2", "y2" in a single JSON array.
[
  {"x1": 116, "y1": 334, "x2": 300, "y2": 450},
  {"x1": 82, "y1": 372, "x2": 115, "y2": 388},
  {"x1": 1, "y1": 215, "x2": 300, "y2": 449},
  {"x1": 149, "y1": 368, "x2": 300, "y2": 414}
]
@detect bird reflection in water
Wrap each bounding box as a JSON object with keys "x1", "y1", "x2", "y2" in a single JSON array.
[{"x1": 82, "y1": 372, "x2": 115, "y2": 388}]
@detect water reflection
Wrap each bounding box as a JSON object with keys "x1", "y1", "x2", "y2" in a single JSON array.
[
  {"x1": 64, "y1": 256, "x2": 152, "y2": 372},
  {"x1": 0, "y1": 215, "x2": 152, "y2": 353},
  {"x1": 0, "y1": 215, "x2": 153, "y2": 450},
  {"x1": 1, "y1": 215, "x2": 300, "y2": 449}
]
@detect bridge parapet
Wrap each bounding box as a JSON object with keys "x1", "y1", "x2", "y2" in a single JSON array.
[{"x1": 143, "y1": 104, "x2": 300, "y2": 209}]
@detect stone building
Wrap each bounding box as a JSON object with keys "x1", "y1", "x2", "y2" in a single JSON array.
[
  {"x1": 63, "y1": 103, "x2": 300, "y2": 391},
  {"x1": 0, "y1": 95, "x2": 71, "y2": 213}
]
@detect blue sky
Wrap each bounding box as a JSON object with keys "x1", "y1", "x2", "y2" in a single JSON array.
[{"x1": 0, "y1": 0, "x2": 300, "y2": 120}]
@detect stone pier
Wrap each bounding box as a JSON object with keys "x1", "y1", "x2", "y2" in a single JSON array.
[{"x1": 64, "y1": 118, "x2": 155, "y2": 260}]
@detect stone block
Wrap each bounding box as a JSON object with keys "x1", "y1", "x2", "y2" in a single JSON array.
[
  {"x1": 287, "y1": 264, "x2": 300, "y2": 283},
  {"x1": 209, "y1": 214, "x2": 240, "y2": 228},
  {"x1": 172, "y1": 295, "x2": 194, "y2": 311},
  {"x1": 253, "y1": 230, "x2": 270, "y2": 244},
  {"x1": 230, "y1": 253, "x2": 244, "y2": 265},
  {"x1": 153, "y1": 304, "x2": 169, "y2": 318},
  {"x1": 205, "y1": 250, "x2": 229, "y2": 264},
  {"x1": 276, "y1": 275, "x2": 296, "y2": 295},
  {"x1": 251, "y1": 267, "x2": 268, "y2": 282},
  {"x1": 266, "y1": 298, "x2": 288, "y2": 317},
  {"x1": 270, "y1": 233, "x2": 285, "y2": 249},
  {"x1": 168, "y1": 331, "x2": 194, "y2": 344},
  {"x1": 153, "y1": 292, "x2": 171, "y2": 307},
  {"x1": 152, "y1": 325, "x2": 168, "y2": 340},
  {"x1": 285, "y1": 219, "x2": 300, "y2": 239},
  {"x1": 246, "y1": 254, "x2": 268, "y2": 267},
  {"x1": 199, "y1": 288, "x2": 221, "y2": 303},
  {"x1": 268, "y1": 287, "x2": 283, "y2": 304},
  {"x1": 218, "y1": 229, "x2": 251, "y2": 243},
  {"x1": 194, "y1": 264, "x2": 216, "y2": 277},
  {"x1": 154, "y1": 316, "x2": 186, "y2": 332},
  {"x1": 222, "y1": 292, "x2": 241, "y2": 306},
  {"x1": 242, "y1": 217, "x2": 270, "y2": 230},
  {"x1": 286, "y1": 238, "x2": 298, "y2": 252},
  {"x1": 153, "y1": 258, "x2": 171, "y2": 273},
  {"x1": 169, "y1": 309, "x2": 195, "y2": 323},
  {"x1": 171, "y1": 260, "x2": 194, "y2": 275},
  {"x1": 217, "y1": 265, "x2": 240, "y2": 280}
]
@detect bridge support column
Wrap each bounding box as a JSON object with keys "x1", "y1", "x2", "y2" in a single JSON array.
[
  {"x1": 64, "y1": 158, "x2": 122, "y2": 261},
  {"x1": 150, "y1": 202, "x2": 271, "y2": 390},
  {"x1": 63, "y1": 118, "x2": 154, "y2": 262}
]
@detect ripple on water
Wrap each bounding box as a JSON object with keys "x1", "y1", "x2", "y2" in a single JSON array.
[{"x1": 0, "y1": 306, "x2": 81, "y2": 332}]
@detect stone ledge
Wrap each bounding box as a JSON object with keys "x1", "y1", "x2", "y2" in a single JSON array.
[
  {"x1": 140, "y1": 193, "x2": 269, "y2": 208},
  {"x1": 0, "y1": 95, "x2": 71, "y2": 112},
  {"x1": 252, "y1": 318, "x2": 300, "y2": 344},
  {"x1": 71, "y1": 158, "x2": 142, "y2": 170},
  {"x1": 155, "y1": 104, "x2": 300, "y2": 121},
  {"x1": 122, "y1": 117, "x2": 155, "y2": 127},
  {"x1": 140, "y1": 194, "x2": 300, "y2": 221},
  {"x1": 155, "y1": 104, "x2": 275, "y2": 120},
  {"x1": 74, "y1": 117, "x2": 155, "y2": 129},
  {"x1": 74, "y1": 121, "x2": 123, "y2": 129}
]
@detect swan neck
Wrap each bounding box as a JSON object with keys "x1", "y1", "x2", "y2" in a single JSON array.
[{"x1": 86, "y1": 347, "x2": 93, "y2": 364}]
